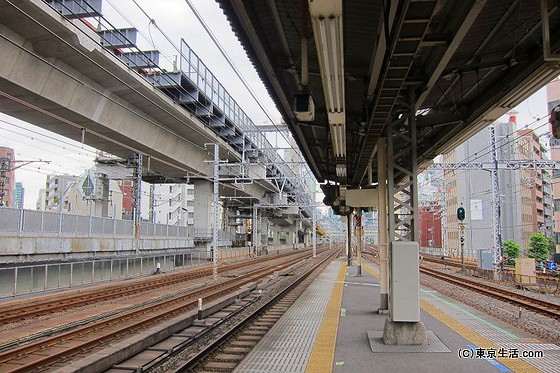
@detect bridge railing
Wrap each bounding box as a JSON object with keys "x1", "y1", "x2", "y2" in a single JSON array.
[
  {"x1": 0, "y1": 250, "x2": 210, "y2": 298},
  {"x1": 0, "y1": 207, "x2": 193, "y2": 239}
]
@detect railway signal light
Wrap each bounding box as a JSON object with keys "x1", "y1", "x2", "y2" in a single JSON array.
[{"x1": 457, "y1": 206, "x2": 465, "y2": 221}]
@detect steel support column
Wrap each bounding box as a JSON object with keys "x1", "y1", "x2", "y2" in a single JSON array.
[
  {"x1": 387, "y1": 120, "x2": 418, "y2": 241},
  {"x1": 383, "y1": 89, "x2": 426, "y2": 344}
]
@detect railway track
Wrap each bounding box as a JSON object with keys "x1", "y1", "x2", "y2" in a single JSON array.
[
  {"x1": 158, "y1": 246, "x2": 339, "y2": 373},
  {"x1": 0, "y1": 249, "x2": 327, "y2": 372},
  {"x1": 420, "y1": 254, "x2": 478, "y2": 270},
  {"x1": 361, "y1": 249, "x2": 560, "y2": 319},
  {"x1": 0, "y1": 251, "x2": 305, "y2": 325},
  {"x1": 420, "y1": 266, "x2": 560, "y2": 319}
]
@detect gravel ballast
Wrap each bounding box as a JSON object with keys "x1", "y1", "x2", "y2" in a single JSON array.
[{"x1": 421, "y1": 270, "x2": 560, "y2": 344}]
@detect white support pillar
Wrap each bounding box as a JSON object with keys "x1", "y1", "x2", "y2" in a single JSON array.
[
  {"x1": 193, "y1": 180, "x2": 213, "y2": 242},
  {"x1": 347, "y1": 215, "x2": 352, "y2": 266},
  {"x1": 313, "y1": 191, "x2": 317, "y2": 258},
  {"x1": 377, "y1": 137, "x2": 389, "y2": 311},
  {"x1": 357, "y1": 210, "x2": 362, "y2": 276}
]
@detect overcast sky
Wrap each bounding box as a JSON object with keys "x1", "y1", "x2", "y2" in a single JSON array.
[{"x1": 0, "y1": 0, "x2": 551, "y2": 209}]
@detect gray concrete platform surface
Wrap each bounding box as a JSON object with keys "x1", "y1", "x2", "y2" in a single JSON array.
[{"x1": 234, "y1": 258, "x2": 560, "y2": 372}]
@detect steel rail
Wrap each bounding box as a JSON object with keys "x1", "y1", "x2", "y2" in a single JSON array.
[
  {"x1": 0, "y1": 251, "x2": 300, "y2": 324},
  {"x1": 0, "y1": 251, "x2": 319, "y2": 372},
  {"x1": 420, "y1": 266, "x2": 560, "y2": 319}
]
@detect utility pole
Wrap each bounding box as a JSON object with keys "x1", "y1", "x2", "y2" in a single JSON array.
[
  {"x1": 489, "y1": 125, "x2": 502, "y2": 269},
  {"x1": 149, "y1": 183, "x2": 156, "y2": 223},
  {"x1": 131, "y1": 153, "x2": 142, "y2": 253},
  {"x1": 212, "y1": 144, "x2": 219, "y2": 280},
  {"x1": 252, "y1": 204, "x2": 258, "y2": 255}
]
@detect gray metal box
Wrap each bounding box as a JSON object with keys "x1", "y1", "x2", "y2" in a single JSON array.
[
  {"x1": 390, "y1": 241, "x2": 420, "y2": 322},
  {"x1": 477, "y1": 249, "x2": 493, "y2": 269}
]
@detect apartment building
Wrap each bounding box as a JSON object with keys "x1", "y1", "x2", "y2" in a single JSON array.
[
  {"x1": 0, "y1": 146, "x2": 15, "y2": 207},
  {"x1": 152, "y1": 183, "x2": 195, "y2": 227}
]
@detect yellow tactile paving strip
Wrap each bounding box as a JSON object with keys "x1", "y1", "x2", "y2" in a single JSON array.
[
  {"x1": 304, "y1": 261, "x2": 347, "y2": 373},
  {"x1": 363, "y1": 263, "x2": 542, "y2": 373},
  {"x1": 420, "y1": 301, "x2": 540, "y2": 373}
]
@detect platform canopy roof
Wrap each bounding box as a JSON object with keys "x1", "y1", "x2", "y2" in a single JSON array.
[{"x1": 217, "y1": 0, "x2": 560, "y2": 189}]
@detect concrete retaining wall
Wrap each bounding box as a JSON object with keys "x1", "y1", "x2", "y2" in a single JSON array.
[{"x1": 0, "y1": 234, "x2": 194, "y2": 262}]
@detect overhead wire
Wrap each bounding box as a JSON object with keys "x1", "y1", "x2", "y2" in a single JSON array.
[
  {"x1": 1, "y1": 134, "x2": 93, "y2": 167},
  {"x1": 0, "y1": 133, "x2": 96, "y2": 175},
  {"x1": 1, "y1": 118, "x2": 99, "y2": 157},
  {"x1": 424, "y1": 115, "x2": 553, "y2": 187},
  {"x1": 421, "y1": 117, "x2": 557, "y2": 236}
]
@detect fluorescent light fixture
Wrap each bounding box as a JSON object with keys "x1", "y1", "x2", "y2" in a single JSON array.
[
  {"x1": 309, "y1": 0, "x2": 346, "y2": 158},
  {"x1": 336, "y1": 163, "x2": 346, "y2": 177},
  {"x1": 330, "y1": 122, "x2": 345, "y2": 158}
]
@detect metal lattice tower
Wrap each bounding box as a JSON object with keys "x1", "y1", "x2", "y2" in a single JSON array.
[
  {"x1": 387, "y1": 90, "x2": 418, "y2": 242},
  {"x1": 489, "y1": 125, "x2": 502, "y2": 268}
]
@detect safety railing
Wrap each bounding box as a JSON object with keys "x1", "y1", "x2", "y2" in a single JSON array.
[
  {"x1": 0, "y1": 207, "x2": 192, "y2": 239},
  {"x1": 0, "y1": 250, "x2": 209, "y2": 298}
]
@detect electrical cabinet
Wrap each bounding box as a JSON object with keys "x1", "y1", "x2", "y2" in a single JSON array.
[{"x1": 390, "y1": 241, "x2": 420, "y2": 322}]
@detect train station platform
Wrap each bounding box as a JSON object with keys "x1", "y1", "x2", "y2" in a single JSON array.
[{"x1": 234, "y1": 258, "x2": 560, "y2": 373}]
